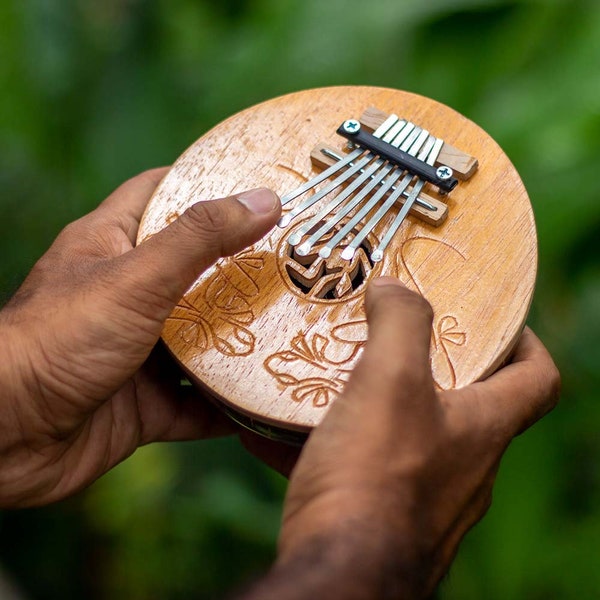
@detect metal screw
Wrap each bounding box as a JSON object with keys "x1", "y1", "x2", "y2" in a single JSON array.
[
  {"x1": 342, "y1": 119, "x2": 361, "y2": 134},
  {"x1": 436, "y1": 165, "x2": 453, "y2": 180}
]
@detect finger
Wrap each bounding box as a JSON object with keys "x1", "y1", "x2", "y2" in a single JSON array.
[
  {"x1": 454, "y1": 327, "x2": 560, "y2": 439},
  {"x1": 239, "y1": 431, "x2": 303, "y2": 478},
  {"x1": 96, "y1": 168, "x2": 170, "y2": 243},
  {"x1": 347, "y1": 277, "x2": 435, "y2": 403},
  {"x1": 137, "y1": 386, "x2": 238, "y2": 443},
  {"x1": 111, "y1": 187, "x2": 281, "y2": 320},
  {"x1": 132, "y1": 346, "x2": 238, "y2": 443}
]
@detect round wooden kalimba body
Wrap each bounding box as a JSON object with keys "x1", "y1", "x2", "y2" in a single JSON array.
[{"x1": 137, "y1": 86, "x2": 536, "y2": 442}]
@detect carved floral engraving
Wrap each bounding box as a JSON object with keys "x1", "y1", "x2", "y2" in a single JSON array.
[
  {"x1": 167, "y1": 249, "x2": 263, "y2": 357},
  {"x1": 263, "y1": 234, "x2": 469, "y2": 403},
  {"x1": 397, "y1": 236, "x2": 467, "y2": 388},
  {"x1": 264, "y1": 322, "x2": 366, "y2": 408}
]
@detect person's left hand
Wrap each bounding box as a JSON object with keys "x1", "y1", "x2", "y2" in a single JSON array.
[{"x1": 0, "y1": 168, "x2": 281, "y2": 508}]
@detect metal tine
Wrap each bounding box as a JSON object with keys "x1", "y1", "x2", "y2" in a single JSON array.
[
  {"x1": 295, "y1": 162, "x2": 395, "y2": 256},
  {"x1": 280, "y1": 147, "x2": 363, "y2": 207},
  {"x1": 416, "y1": 135, "x2": 436, "y2": 162},
  {"x1": 319, "y1": 149, "x2": 438, "y2": 212},
  {"x1": 334, "y1": 129, "x2": 432, "y2": 261},
  {"x1": 338, "y1": 173, "x2": 413, "y2": 261},
  {"x1": 398, "y1": 124, "x2": 424, "y2": 151},
  {"x1": 294, "y1": 120, "x2": 419, "y2": 254},
  {"x1": 370, "y1": 180, "x2": 427, "y2": 262},
  {"x1": 382, "y1": 120, "x2": 410, "y2": 144},
  {"x1": 318, "y1": 126, "x2": 428, "y2": 260},
  {"x1": 280, "y1": 114, "x2": 399, "y2": 208},
  {"x1": 370, "y1": 138, "x2": 444, "y2": 262},
  {"x1": 289, "y1": 158, "x2": 385, "y2": 249},
  {"x1": 318, "y1": 168, "x2": 404, "y2": 260},
  {"x1": 288, "y1": 125, "x2": 410, "y2": 243},
  {"x1": 278, "y1": 153, "x2": 376, "y2": 228}
]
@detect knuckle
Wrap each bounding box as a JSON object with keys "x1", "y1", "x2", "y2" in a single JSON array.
[
  {"x1": 405, "y1": 289, "x2": 434, "y2": 323},
  {"x1": 543, "y1": 361, "x2": 561, "y2": 411},
  {"x1": 179, "y1": 201, "x2": 227, "y2": 238},
  {"x1": 369, "y1": 284, "x2": 434, "y2": 323},
  {"x1": 55, "y1": 215, "x2": 98, "y2": 252},
  {"x1": 57, "y1": 219, "x2": 83, "y2": 242},
  {"x1": 390, "y1": 286, "x2": 434, "y2": 322}
]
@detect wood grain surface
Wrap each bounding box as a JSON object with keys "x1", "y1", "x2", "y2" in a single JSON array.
[{"x1": 137, "y1": 86, "x2": 537, "y2": 435}]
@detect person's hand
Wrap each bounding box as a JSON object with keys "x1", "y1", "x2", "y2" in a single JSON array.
[
  {"x1": 242, "y1": 278, "x2": 560, "y2": 599},
  {"x1": 0, "y1": 168, "x2": 281, "y2": 508}
]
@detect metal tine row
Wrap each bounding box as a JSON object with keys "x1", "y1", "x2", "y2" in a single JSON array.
[
  {"x1": 290, "y1": 119, "x2": 415, "y2": 252},
  {"x1": 320, "y1": 127, "x2": 433, "y2": 261},
  {"x1": 279, "y1": 113, "x2": 444, "y2": 263},
  {"x1": 369, "y1": 138, "x2": 444, "y2": 262},
  {"x1": 278, "y1": 113, "x2": 399, "y2": 227},
  {"x1": 287, "y1": 118, "x2": 413, "y2": 246},
  {"x1": 289, "y1": 157, "x2": 387, "y2": 250},
  {"x1": 340, "y1": 136, "x2": 442, "y2": 262},
  {"x1": 318, "y1": 150, "x2": 437, "y2": 213},
  {"x1": 278, "y1": 153, "x2": 375, "y2": 229}
]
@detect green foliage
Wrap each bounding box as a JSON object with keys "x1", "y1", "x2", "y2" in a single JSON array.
[{"x1": 1, "y1": 0, "x2": 599, "y2": 597}]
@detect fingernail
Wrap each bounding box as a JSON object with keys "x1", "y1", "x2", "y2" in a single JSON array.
[
  {"x1": 371, "y1": 276, "x2": 404, "y2": 287},
  {"x1": 237, "y1": 188, "x2": 279, "y2": 214}
]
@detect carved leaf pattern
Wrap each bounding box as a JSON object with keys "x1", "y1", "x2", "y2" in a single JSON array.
[
  {"x1": 395, "y1": 236, "x2": 468, "y2": 389},
  {"x1": 292, "y1": 379, "x2": 343, "y2": 408},
  {"x1": 179, "y1": 319, "x2": 211, "y2": 350},
  {"x1": 438, "y1": 316, "x2": 466, "y2": 347},
  {"x1": 167, "y1": 250, "x2": 264, "y2": 357},
  {"x1": 264, "y1": 329, "x2": 365, "y2": 408}
]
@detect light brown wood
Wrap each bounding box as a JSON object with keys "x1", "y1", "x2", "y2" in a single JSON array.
[{"x1": 137, "y1": 86, "x2": 537, "y2": 438}]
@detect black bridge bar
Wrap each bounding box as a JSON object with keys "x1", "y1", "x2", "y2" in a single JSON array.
[{"x1": 336, "y1": 122, "x2": 458, "y2": 194}]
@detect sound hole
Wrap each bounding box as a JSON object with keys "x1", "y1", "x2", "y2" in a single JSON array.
[{"x1": 282, "y1": 221, "x2": 376, "y2": 301}]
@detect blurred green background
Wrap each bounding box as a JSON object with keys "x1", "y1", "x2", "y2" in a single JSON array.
[{"x1": 1, "y1": 0, "x2": 599, "y2": 598}]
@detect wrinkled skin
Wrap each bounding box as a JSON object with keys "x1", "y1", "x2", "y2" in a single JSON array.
[
  {"x1": 0, "y1": 169, "x2": 281, "y2": 507},
  {"x1": 0, "y1": 171, "x2": 560, "y2": 598},
  {"x1": 252, "y1": 282, "x2": 559, "y2": 598}
]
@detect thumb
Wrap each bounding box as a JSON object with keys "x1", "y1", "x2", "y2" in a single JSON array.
[
  {"x1": 119, "y1": 187, "x2": 280, "y2": 315},
  {"x1": 343, "y1": 277, "x2": 435, "y2": 407}
]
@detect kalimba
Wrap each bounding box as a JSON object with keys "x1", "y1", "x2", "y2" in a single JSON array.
[{"x1": 137, "y1": 86, "x2": 536, "y2": 444}]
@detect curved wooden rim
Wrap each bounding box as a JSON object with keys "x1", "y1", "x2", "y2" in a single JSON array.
[{"x1": 138, "y1": 86, "x2": 537, "y2": 434}]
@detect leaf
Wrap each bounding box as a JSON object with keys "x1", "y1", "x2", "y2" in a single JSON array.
[
  {"x1": 278, "y1": 350, "x2": 303, "y2": 363},
  {"x1": 331, "y1": 320, "x2": 368, "y2": 344},
  {"x1": 213, "y1": 336, "x2": 240, "y2": 357},
  {"x1": 232, "y1": 326, "x2": 255, "y2": 349},
  {"x1": 439, "y1": 315, "x2": 460, "y2": 332},
  {"x1": 292, "y1": 380, "x2": 337, "y2": 407},
  {"x1": 228, "y1": 309, "x2": 255, "y2": 325},
  {"x1": 290, "y1": 333, "x2": 314, "y2": 361},
  {"x1": 236, "y1": 256, "x2": 264, "y2": 270},
  {"x1": 179, "y1": 320, "x2": 210, "y2": 351},
  {"x1": 441, "y1": 331, "x2": 466, "y2": 346},
  {"x1": 311, "y1": 334, "x2": 329, "y2": 361},
  {"x1": 438, "y1": 316, "x2": 466, "y2": 346},
  {"x1": 273, "y1": 373, "x2": 299, "y2": 386},
  {"x1": 263, "y1": 353, "x2": 302, "y2": 385}
]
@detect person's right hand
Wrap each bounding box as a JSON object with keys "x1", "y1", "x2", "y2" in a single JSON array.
[{"x1": 242, "y1": 278, "x2": 560, "y2": 599}]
